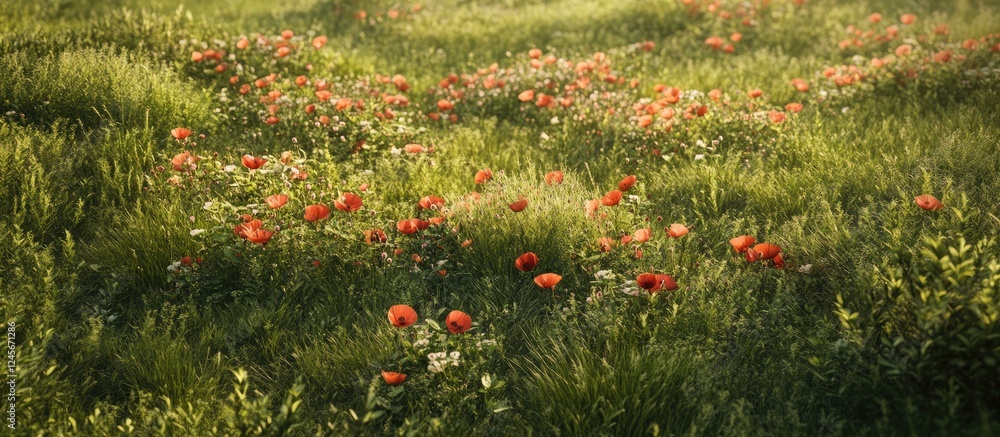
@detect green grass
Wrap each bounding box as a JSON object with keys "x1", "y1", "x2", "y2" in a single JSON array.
[{"x1": 3, "y1": 0, "x2": 1000, "y2": 435}]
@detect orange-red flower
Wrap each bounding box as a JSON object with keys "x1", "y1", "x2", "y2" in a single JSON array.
[
  {"x1": 171, "y1": 152, "x2": 198, "y2": 172},
  {"x1": 753, "y1": 243, "x2": 782, "y2": 260},
  {"x1": 729, "y1": 235, "x2": 756, "y2": 253},
  {"x1": 266, "y1": 194, "x2": 288, "y2": 209},
  {"x1": 509, "y1": 198, "x2": 528, "y2": 212},
  {"x1": 245, "y1": 228, "x2": 275, "y2": 245},
  {"x1": 335, "y1": 193, "x2": 363, "y2": 212},
  {"x1": 601, "y1": 190, "x2": 623, "y2": 206},
  {"x1": 598, "y1": 237, "x2": 615, "y2": 252},
  {"x1": 518, "y1": 90, "x2": 535, "y2": 102},
  {"x1": 667, "y1": 224, "x2": 689, "y2": 238},
  {"x1": 388, "y1": 304, "x2": 418, "y2": 328},
  {"x1": 381, "y1": 370, "x2": 406, "y2": 385},
  {"x1": 633, "y1": 228, "x2": 651, "y2": 243},
  {"x1": 534, "y1": 273, "x2": 562, "y2": 289},
  {"x1": 404, "y1": 143, "x2": 426, "y2": 153},
  {"x1": 397, "y1": 219, "x2": 420, "y2": 235},
  {"x1": 914, "y1": 194, "x2": 943, "y2": 211},
  {"x1": 636, "y1": 273, "x2": 676, "y2": 292},
  {"x1": 773, "y1": 253, "x2": 785, "y2": 269},
  {"x1": 545, "y1": 171, "x2": 564, "y2": 185},
  {"x1": 171, "y1": 127, "x2": 192, "y2": 140},
  {"x1": 474, "y1": 168, "x2": 493, "y2": 184},
  {"x1": 304, "y1": 204, "x2": 331, "y2": 222},
  {"x1": 242, "y1": 154, "x2": 267, "y2": 169},
  {"x1": 445, "y1": 310, "x2": 472, "y2": 334},
  {"x1": 618, "y1": 175, "x2": 637, "y2": 191},
  {"x1": 364, "y1": 228, "x2": 387, "y2": 244},
  {"x1": 636, "y1": 273, "x2": 658, "y2": 290},
  {"x1": 515, "y1": 252, "x2": 539, "y2": 272},
  {"x1": 419, "y1": 195, "x2": 445, "y2": 210}
]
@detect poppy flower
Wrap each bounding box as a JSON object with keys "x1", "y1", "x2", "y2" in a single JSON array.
[
  {"x1": 708, "y1": 89, "x2": 723, "y2": 101},
  {"x1": 364, "y1": 228, "x2": 387, "y2": 244},
  {"x1": 618, "y1": 175, "x2": 637, "y2": 191},
  {"x1": 752, "y1": 243, "x2": 782, "y2": 260},
  {"x1": 475, "y1": 168, "x2": 493, "y2": 184},
  {"x1": 392, "y1": 74, "x2": 410, "y2": 92},
  {"x1": 242, "y1": 155, "x2": 267, "y2": 169},
  {"x1": 171, "y1": 152, "x2": 198, "y2": 172},
  {"x1": 388, "y1": 304, "x2": 418, "y2": 328},
  {"x1": 598, "y1": 237, "x2": 615, "y2": 252},
  {"x1": 518, "y1": 90, "x2": 535, "y2": 102},
  {"x1": 745, "y1": 248, "x2": 760, "y2": 263},
  {"x1": 633, "y1": 228, "x2": 651, "y2": 243},
  {"x1": 545, "y1": 171, "x2": 564, "y2": 185},
  {"x1": 266, "y1": 194, "x2": 288, "y2": 209},
  {"x1": 601, "y1": 190, "x2": 623, "y2": 206},
  {"x1": 404, "y1": 143, "x2": 426, "y2": 153},
  {"x1": 312, "y1": 36, "x2": 328, "y2": 49},
  {"x1": 335, "y1": 193, "x2": 363, "y2": 212},
  {"x1": 773, "y1": 253, "x2": 785, "y2": 269},
  {"x1": 768, "y1": 111, "x2": 786, "y2": 124},
  {"x1": 528, "y1": 48, "x2": 542, "y2": 59},
  {"x1": 509, "y1": 198, "x2": 528, "y2": 212},
  {"x1": 245, "y1": 228, "x2": 275, "y2": 245},
  {"x1": 900, "y1": 13, "x2": 916, "y2": 25},
  {"x1": 667, "y1": 224, "x2": 689, "y2": 238},
  {"x1": 584, "y1": 199, "x2": 601, "y2": 218},
  {"x1": 396, "y1": 219, "x2": 420, "y2": 235},
  {"x1": 381, "y1": 370, "x2": 406, "y2": 385},
  {"x1": 914, "y1": 194, "x2": 943, "y2": 211},
  {"x1": 171, "y1": 127, "x2": 192, "y2": 140},
  {"x1": 534, "y1": 273, "x2": 562, "y2": 289},
  {"x1": 445, "y1": 310, "x2": 472, "y2": 334},
  {"x1": 315, "y1": 90, "x2": 333, "y2": 101},
  {"x1": 304, "y1": 204, "x2": 331, "y2": 222},
  {"x1": 654, "y1": 274, "x2": 678, "y2": 291},
  {"x1": 729, "y1": 235, "x2": 756, "y2": 253},
  {"x1": 785, "y1": 103, "x2": 803, "y2": 113},
  {"x1": 636, "y1": 273, "x2": 659, "y2": 290},
  {"x1": 418, "y1": 195, "x2": 445, "y2": 210},
  {"x1": 747, "y1": 89, "x2": 763, "y2": 99},
  {"x1": 515, "y1": 252, "x2": 539, "y2": 272},
  {"x1": 869, "y1": 13, "x2": 882, "y2": 23},
  {"x1": 437, "y1": 99, "x2": 455, "y2": 112}
]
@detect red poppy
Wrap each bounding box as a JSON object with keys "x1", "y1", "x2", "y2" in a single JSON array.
[
  {"x1": 601, "y1": 190, "x2": 623, "y2": 206},
  {"x1": 171, "y1": 152, "x2": 198, "y2": 172},
  {"x1": 655, "y1": 274, "x2": 678, "y2": 291},
  {"x1": 900, "y1": 13, "x2": 916, "y2": 25},
  {"x1": 437, "y1": 99, "x2": 455, "y2": 112},
  {"x1": 914, "y1": 194, "x2": 943, "y2": 211},
  {"x1": 584, "y1": 199, "x2": 601, "y2": 218},
  {"x1": 404, "y1": 143, "x2": 426, "y2": 153},
  {"x1": 785, "y1": 102, "x2": 803, "y2": 113},
  {"x1": 534, "y1": 273, "x2": 562, "y2": 289},
  {"x1": 242, "y1": 155, "x2": 267, "y2": 169},
  {"x1": 245, "y1": 228, "x2": 275, "y2": 245},
  {"x1": 381, "y1": 370, "x2": 406, "y2": 385},
  {"x1": 773, "y1": 253, "x2": 785, "y2": 269},
  {"x1": 315, "y1": 90, "x2": 333, "y2": 101},
  {"x1": 475, "y1": 168, "x2": 493, "y2": 184},
  {"x1": 752, "y1": 243, "x2": 782, "y2": 260},
  {"x1": 618, "y1": 175, "x2": 637, "y2": 191},
  {"x1": 266, "y1": 194, "x2": 288, "y2": 209},
  {"x1": 509, "y1": 198, "x2": 528, "y2": 212},
  {"x1": 388, "y1": 304, "x2": 418, "y2": 328},
  {"x1": 445, "y1": 310, "x2": 472, "y2": 334},
  {"x1": 637, "y1": 273, "x2": 658, "y2": 290},
  {"x1": 312, "y1": 36, "x2": 328, "y2": 49},
  {"x1": 518, "y1": 90, "x2": 535, "y2": 102},
  {"x1": 515, "y1": 252, "x2": 539, "y2": 272},
  {"x1": 418, "y1": 195, "x2": 445, "y2": 210},
  {"x1": 171, "y1": 127, "x2": 192, "y2": 140},
  {"x1": 745, "y1": 248, "x2": 760, "y2": 263},
  {"x1": 598, "y1": 237, "x2": 615, "y2": 252},
  {"x1": 545, "y1": 171, "x2": 564, "y2": 185},
  {"x1": 633, "y1": 228, "x2": 651, "y2": 243},
  {"x1": 397, "y1": 219, "x2": 420, "y2": 235},
  {"x1": 667, "y1": 224, "x2": 689, "y2": 238},
  {"x1": 747, "y1": 89, "x2": 763, "y2": 99},
  {"x1": 729, "y1": 235, "x2": 756, "y2": 253},
  {"x1": 335, "y1": 193, "x2": 363, "y2": 212},
  {"x1": 304, "y1": 204, "x2": 331, "y2": 222},
  {"x1": 364, "y1": 228, "x2": 387, "y2": 244}
]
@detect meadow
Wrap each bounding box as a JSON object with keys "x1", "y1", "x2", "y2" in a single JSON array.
[{"x1": 2, "y1": 0, "x2": 1000, "y2": 434}]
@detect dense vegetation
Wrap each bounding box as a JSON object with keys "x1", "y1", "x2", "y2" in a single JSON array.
[{"x1": 2, "y1": 0, "x2": 1000, "y2": 434}]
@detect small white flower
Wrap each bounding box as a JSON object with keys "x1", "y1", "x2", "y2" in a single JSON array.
[
  {"x1": 390, "y1": 147, "x2": 402, "y2": 156},
  {"x1": 449, "y1": 351, "x2": 461, "y2": 360},
  {"x1": 594, "y1": 269, "x2": 613, "y2": 280},
  {"x1": 798, "y1": 264, "x2": 813, "y2": 274},
  {"x1": 628, "y1": 195, "x2": 639, "y2": 202},
  {"x1": 695, "y1": 154, "x2": 705, "y2": 160},
  {"x1": 203, "y1": 202, "x2": 213, "y2": 210},
  {"x1": 550, "y1": 116, "x2": 560, "y2": 124},
  {"x1": 224, "y1": 165, "x2": 237, "y2": 172},
  {"x1": 190, "y1": 229, "x2": 205, "y2": 236},
  {"x1": 540, "y1": 132, "x2": 550, "y2": 140}
]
